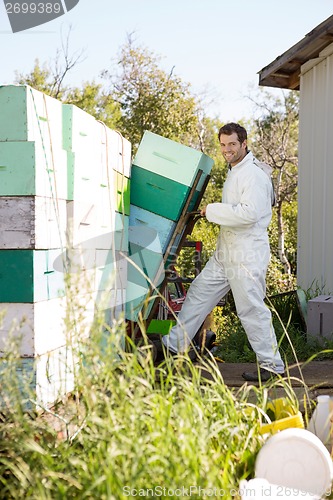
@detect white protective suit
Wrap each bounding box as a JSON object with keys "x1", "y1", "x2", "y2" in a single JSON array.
[{"x1": 162, "y1": 151, "x2": 285, "y2": 373}]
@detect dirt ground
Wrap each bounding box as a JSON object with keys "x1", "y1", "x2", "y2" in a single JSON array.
[{"x1": 211, "y1": 360, "x2": 333, "y2": 391}]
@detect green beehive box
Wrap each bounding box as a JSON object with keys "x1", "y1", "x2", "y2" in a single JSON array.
[
  {"x1": 0, "y1": 85, "x2": 63, "y2": 147},
  {"x1": 62, "y1": 104, "x2": 100, "y2": 152},
  {"x1": 130, "y1": 166, "x2": 189, "y2": 221},
  {"x1": 114, "y1": 170, "x2": 130, "y2": 215},
  {"x1": 0, "y1": 249, "x2": 65, "y2": 303},
  {"x1": 133, "y1": 131, "x2": 213, "y2": 191},
  {"x1": 0, "y1": 141, "x2": 67, "y2": 198}
]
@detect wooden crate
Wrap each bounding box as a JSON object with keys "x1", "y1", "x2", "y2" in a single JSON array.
[
  {"x1": 62, "y1": 104, "x2": 100, "y2": 152},
  {"x1": 130, "y1": 166, "x2": 190, "y2": 221},
  {"x1": 0, "y1": 141, "x2": 67, "y2": 199},
  {"x1": 95, "y1": 288, "x2": 127, "y2": 319},
  {"x1": 0, "y1": 85, "x2": 63, "y2": 148},
  {"x1": 100, "y1": 125, "x2": 131, "y2": 178},
  {"x1": 0, "y1": 346, "x2": 76, "y2": 410},
  {"x1": 0, "y1": 299, "x2": 67, "y2": 356},
  {"x1": 0, "y1": 196, "x2": 67, "y2": 250},
  {"x1": 129, "y1": 204, "x2": 176, "y2": 253},
  {"x1": 0, "y1": 249, "x2": 66, "y2": 303},
  {"x1": 133, "y1": 130, "x2": 213, "y2": 190},
  {"x1": 95, "y1": 249, "x2": 128, "y2": 292},
  {"x1": 125, "y1": 226, "x2": 165, "y2": 321}
]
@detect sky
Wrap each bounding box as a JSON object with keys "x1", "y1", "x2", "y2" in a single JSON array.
[{"x1": 0, "y1": 0, "x2": 333, "y2": 122}]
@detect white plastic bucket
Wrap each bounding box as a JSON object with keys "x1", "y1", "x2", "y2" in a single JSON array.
[{"x1": 255, "y1": 428, "x2": 333, "y2": 497}]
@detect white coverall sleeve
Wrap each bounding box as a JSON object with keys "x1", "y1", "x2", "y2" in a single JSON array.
[{"x1": 205, "y1": 171, "x2": 269, "y2": 227}]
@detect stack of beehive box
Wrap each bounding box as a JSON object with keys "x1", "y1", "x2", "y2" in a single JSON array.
[
  {"x1": 0, "y1": 85, "x2": 71, "y2": 407},
  {"x1": 0, "y1": 85, "x2": 130, "y2": 407},
  {"x1": 94, "y1": 124, "x2": 131, "y2": 322},
  {"x1": 127, "y1": 131, "x2": 213, "y2": 321}
]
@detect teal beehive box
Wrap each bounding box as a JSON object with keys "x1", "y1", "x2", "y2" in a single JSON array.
[
  {"x1": 0, "y1": 249, "x2": 65, "y2": 303},
  {"x1": 0, "y1": 141, "x2": 67, "y2": 198},
  {"x1": 125, "y1": 225, "x2": 165, "y2": 321},
  {"x1": 0, "y1": 85, "x2": 63, "y2": 148},
  {"x1": 132, "y1": 131, "x2": 213, "y2": 191},
  {"x1": 129, "y1": 204, "x2": 176, "y2": 253},
  {"x1": 130, "y1": 166, "x2": 190, "y2": 221}
]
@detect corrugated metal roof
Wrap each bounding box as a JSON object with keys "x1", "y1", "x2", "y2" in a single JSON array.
[{"x1": 258, "y1": 15, "x2": 333, "y2": 90}]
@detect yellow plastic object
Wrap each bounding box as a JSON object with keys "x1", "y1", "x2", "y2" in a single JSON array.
[
  {"x1": 260, "y1": 411, "x2": 304, "y2": 435},
  {"x1": 266, "y1": 397, "x2": 298, "y2": 420}
]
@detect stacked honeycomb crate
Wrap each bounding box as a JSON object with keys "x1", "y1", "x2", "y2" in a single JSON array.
[
  {"x1": 0, "y1": 85, "x2": 71, "y2": 407},
  {"x1": 0, "y1": 85, "x2": 130, "y2": 407},
  {"x1": 127, "y1": 131, "x2": 213, "y2": 321},
  {"x1": 95, "y1": 124, "x2": 131, "y2": 323},
  {"x1": 62, "y1": 105, "x2": 131, "y2": 322}
]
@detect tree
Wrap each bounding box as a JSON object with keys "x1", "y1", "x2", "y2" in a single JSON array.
[
  {"x1": 101, "y1": 36, "x2": 201, "y2": 150},
  {"x1": 65, "y1": 83, "x2": 121, "y2": 130},
  {"x1": 15, "y1": 26, "x2": 85, "y2": 100},
  {"x1": 248, "y1": 89, "x2": 299, "y2": 278}
]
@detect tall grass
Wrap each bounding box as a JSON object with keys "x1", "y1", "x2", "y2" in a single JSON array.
[
  {"x1": 1, "y1": 281, "x2": 331, "y2": 498},
  {"x1": 0, "y1": 313, "x2": 291, "y2": 499}
]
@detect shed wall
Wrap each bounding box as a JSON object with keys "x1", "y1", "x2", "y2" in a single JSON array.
[{"x1": 298, "y1": 43, "x2": 333, "y2": 292}]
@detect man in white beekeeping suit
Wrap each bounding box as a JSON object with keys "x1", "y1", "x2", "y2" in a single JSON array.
[{"x1": 162, "y1": 122, "x2": 285, "y2": 381}]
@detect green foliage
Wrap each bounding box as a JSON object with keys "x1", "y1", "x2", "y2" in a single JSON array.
[
  {"x1": 15, "y1": 58, "x2": 67, "y2": 99},
  {"x1": 213, "y1": 305, "x2": 256, "y2": 363},
  {"x1": 65, "y1": 82, "x2": 121, "y2": 130},
  {"x1": 266, "y1": 256, "x2": 296, "y2": 295},
  {"x1": 102, "y1": 37, "x2": 200, "y2": 151},
  {"x1": 268, "y1": 201, "x2": 298, "y2": 275},
  {"x1": 213, "y1": 292, "x2": 333, "y2": 363}
]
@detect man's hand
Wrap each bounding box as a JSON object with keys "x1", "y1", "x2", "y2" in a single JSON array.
[{"x1": 200, "y1": 207, "x2": 207, "y2": 217}]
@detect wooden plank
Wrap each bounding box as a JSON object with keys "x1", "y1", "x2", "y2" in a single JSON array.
[
  {"x1": 258, "y1": 16, "x2": 333, "y2": 89},
  {"x1": 0, "y1": 196, "x2": 35, "y2": 248},
  {"x1": 199, "y1": 361, "x2": 333, "y2": 394}
]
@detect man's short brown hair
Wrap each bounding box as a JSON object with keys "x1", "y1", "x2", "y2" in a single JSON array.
[{"x1": 218, "y1": 123, "x2": 247, "y2": 144}]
